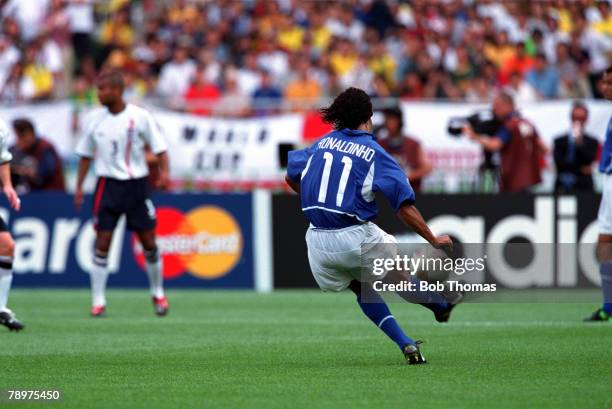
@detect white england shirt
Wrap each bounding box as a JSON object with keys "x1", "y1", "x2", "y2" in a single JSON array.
[
  {"x1": 0, "y1": 119, "x2": 13, "y2": 164},
  {"x1": 76, "y1": 104, "x2": 167, "y2": 180}
]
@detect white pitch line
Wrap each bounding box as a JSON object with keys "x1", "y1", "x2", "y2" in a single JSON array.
[
  {"x1": 96, "y1": 317, "x2": 607, "y2": 328},
  {"x1": 442, "y1": 321, "x2": 605, "y2": 327}
]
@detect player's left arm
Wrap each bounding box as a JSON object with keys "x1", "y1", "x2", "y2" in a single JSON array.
[
  {"x1": 74, "y1": 115, "x2": 98, "y2": 211},
  {"x1": 285, "y1": 143, "x2": 317, "y2": 194},
  {"x1": 142, "y1": 110, "x2": 169, "y2": 189},
  {"x1": 155, "y1": 151, "x2": 169, "y2": 190},
  {"x1": 285, "y1": 174, "x2": 300, "y2": 193}
]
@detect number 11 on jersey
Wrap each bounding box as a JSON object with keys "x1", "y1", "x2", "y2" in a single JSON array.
[{"x1": 317, "y1": 152, "x2": 353, "y2": 207}]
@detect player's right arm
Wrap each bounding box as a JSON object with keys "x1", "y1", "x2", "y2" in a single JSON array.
[
  {"x1": 74, "y1": 157, "x2": 91, "y2": 211},
  {"x1": 74, "y1": 113, "x2": 98, "y2": 211}
]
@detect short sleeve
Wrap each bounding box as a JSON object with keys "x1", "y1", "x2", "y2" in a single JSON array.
[
  {"x1": 372, "y1": 148, "x2": 415, "y2": 211},
  {"x1": 287, "y1": 143, "x2": 317, "y2": 183},
  {"x1": 0, "y1": 120, "x2": 12, "y2": 164},
  {"x1": 141, "y1": 109, "x2": 167, "y2": 154},
  {"x1": 75, "y1": 113, "x2": 98, "y2": 158}
]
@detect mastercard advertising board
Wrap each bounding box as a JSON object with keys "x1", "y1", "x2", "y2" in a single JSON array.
[{"x1": 4, "y1": 192, "x2": 255, "y2": 288}]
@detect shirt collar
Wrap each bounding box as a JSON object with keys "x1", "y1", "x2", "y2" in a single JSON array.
[{"x1": 340, "y1": 128, "x2": 376, "y2": 140}]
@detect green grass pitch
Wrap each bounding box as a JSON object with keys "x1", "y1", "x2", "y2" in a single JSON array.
[{"x1": 1, "y1": 289, "x2": 610, "y2": 409}]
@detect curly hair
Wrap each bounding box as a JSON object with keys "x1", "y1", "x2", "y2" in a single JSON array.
[
  {"x1": 97, "y1": 68, "x2": 125, "y2": 89},
  {"x1": 320, "y1": 87, "x2": 373, "y2": 130}
]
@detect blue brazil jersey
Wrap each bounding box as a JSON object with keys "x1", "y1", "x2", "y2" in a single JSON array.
[
  {"x1": 599, "y1": 117, "x2": 612, "y2": 174},
  {"x1": 287, "y1": 128, "x2": 415, "y2": 229}
]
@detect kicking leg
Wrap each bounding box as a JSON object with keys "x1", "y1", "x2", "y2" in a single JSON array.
[
  {"x1": 136, "y1": 229, "x2": 167, "y2": 316},
  {"x1": 90, "y1": 230, "x2": 112, "y2": 316},
  {"x1": 348, "y1": 280, "x2": 425, "y2": 364},
  {"x1": 362, "y1": 223, "x2": 458, "y2": 322},
  {"x1": 586, "y1": 235, "x2": 612, "y2": 321},
  {"x1": 0, "y1": 232, "x2": 23, "y2": 331},
  {"x1": 588, "y1": 170, "x2": 612, "y2": 322},
  {"x1": 384, "y1": 270, "x2": 456, "y2": 322}
]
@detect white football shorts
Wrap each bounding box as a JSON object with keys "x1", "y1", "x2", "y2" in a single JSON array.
[
  {"x1": 305, "y1": 222, "x2": 398, "y2": 292},
  {"x1": 599, "y1": 174, "x2": 612, "y2": 235}
]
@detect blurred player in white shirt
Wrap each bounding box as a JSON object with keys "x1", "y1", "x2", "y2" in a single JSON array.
[
  {"x1": 75, "y1": 70, "x2": 170, "y2": 317},
  {"x1": 0, "y1": 118, "x2": 23, "y2": 331}
]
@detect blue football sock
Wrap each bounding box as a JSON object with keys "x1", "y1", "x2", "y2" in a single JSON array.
[
  {"x1": 601, "y1": 263, "x2": 612, "y2": 314},
  {"x1": 393, "y1": 276, "x2": 449, "y2": 315},
  {"x1": 356, "y1": 285, "x2": 414, "y2": 350}
]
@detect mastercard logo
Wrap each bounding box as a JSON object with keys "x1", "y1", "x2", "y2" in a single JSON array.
[{"x1": 133, "y1": 206, "x2": 243, "y2": 279}]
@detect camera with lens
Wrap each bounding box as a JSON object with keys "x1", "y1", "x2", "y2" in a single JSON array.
[{"x1": 447, "y1": 110, "x2": 501, "y2": 138}]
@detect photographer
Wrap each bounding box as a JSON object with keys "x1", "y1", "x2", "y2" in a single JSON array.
[
  {"x1": 553, "y1": 102, "x2": 599, "y2": 193},
  {"x1": 10, "y1": 118, "x2": 65, "y2": 192},
  {"x1": 377, "y1": 107, "x2": 432, "y2": 192},
  {"x1": 464, "y1": 93, "x2": 547, "y2": 192}
]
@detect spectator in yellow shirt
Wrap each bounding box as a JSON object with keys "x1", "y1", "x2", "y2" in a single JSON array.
[
  {"x1": 311, "y1": 13, "x2": 332, "y2": 52},
  {"x1": 277, "y1": 15, "x2": 304, "y2": 53},
  {"x1": 106, "y1": 0, "x2": 130, "y2": 13},
  {"x1": 165, "y1": 0, "x2": 199, "y2": 26},
  {"x1": 23, "y1": 44, "x2": 53, "y2": 100},
  {"x1": 99, "y1": 8, "x2": 134, "y2": 49},
  {"x1": 592, "y1": 1, "x2": 612, "y2": 37},
  {"x1": 369, "y1": 42, "x2": 396, "y2": 87},
  {"x1": 255, "y1": 1, "x2": 284, "y2": 38},
  {"x1": 285, "y1": 58, "x2": 321, "y2": 111},
  {"x1": 483, "y1": 31, "x2": 516, "y2": 68},
  {"x1": 556, "y1": 7, "x2": 573, "y2": 33},
  {"x1": 330, "y1": 39, "x2": 357, "y2": 76}
]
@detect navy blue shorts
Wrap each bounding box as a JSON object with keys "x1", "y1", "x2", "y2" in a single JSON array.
[
  {"x1": 0, "y1": 215, "x2": 7, "y2": 232},
  {"x1": 93, "y1": 177, "x2": 156, "y2": 232}
]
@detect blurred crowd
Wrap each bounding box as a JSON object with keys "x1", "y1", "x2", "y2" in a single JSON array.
[{"x1": 0, "y1": 0, "x2": 611, "y2": 115}]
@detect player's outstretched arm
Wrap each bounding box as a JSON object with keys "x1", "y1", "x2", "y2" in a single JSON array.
[
  {"x1": 285, "y1": 174, "x2": 301, "y2": 194},
  {"x1": 397, "y1": 203, "x2": 451, "y2": 250},
  {"x1": 74, "y1": 157, "x2": 92, "y2": 211},
  {"x1": 0, "y1": 163, "x2": 20, "y2": 211}
]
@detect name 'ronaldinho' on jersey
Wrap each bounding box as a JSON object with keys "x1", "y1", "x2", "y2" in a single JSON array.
[{"x1": 316, "y1": 137, "x2": 376, "y2": 162}]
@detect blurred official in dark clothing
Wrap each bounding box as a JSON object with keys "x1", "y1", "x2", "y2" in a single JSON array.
[
  {"x1": 464, "y1": 93, "x2": 547, "y2": 192},
  {"x1": 553, "y1": 102, "x2": 599, "y2": 193},
  {"x1": 377, "y1": 107, "x2": 432, "y2": 192},
  {"x1": 10, "y1": 119, "x2": 65, "y2": 192}
]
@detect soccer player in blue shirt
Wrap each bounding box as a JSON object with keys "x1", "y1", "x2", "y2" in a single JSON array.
[
  {"x1": 586, "y1": 66, "x2": 612, "y2": 322},
  {"x1": 286, "y1": 88, "x2": 459, "y2": 364}
]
